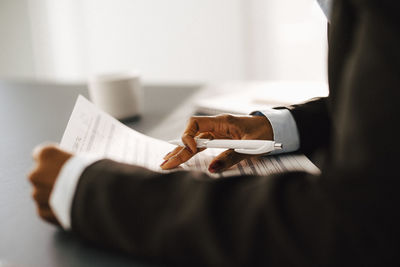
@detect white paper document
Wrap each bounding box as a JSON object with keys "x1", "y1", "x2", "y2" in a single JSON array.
[{"x1": 60, "y1": 96, "x2": 320, "y2": 178}]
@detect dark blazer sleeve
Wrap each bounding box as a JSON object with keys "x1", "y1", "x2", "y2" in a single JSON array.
[
  {"x1": 282, "y1": 97, "x2": 331, "y2": 155},
  {"x1": 72, "y1": 160, "x2": 336, "y2": 266},
  {"x1": 70, "y1": 0, "x2": 400, "y2": 266}
]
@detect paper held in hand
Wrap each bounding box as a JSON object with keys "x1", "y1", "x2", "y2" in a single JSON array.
[{"x1": 60, "y1": 96, "x2": 320, "y2": 178}]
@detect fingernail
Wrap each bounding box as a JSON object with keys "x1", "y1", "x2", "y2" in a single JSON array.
[
  {"x1": 208, "y1": 160, "x2": 224, "y2": 173},
  {"x1": 185, "y1": 146, "x2": 193, "y2": 154},
  {"x1": 160, "y1": 160, "x2": 168, "y2": 167}
]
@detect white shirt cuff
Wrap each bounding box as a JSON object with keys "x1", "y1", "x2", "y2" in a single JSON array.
[
  {"x1": 49, "y1": 155, "x2": 101, "y2": 230},
  {"x1": 257, "y1": 108, "x2": 300, "y2": 154}
]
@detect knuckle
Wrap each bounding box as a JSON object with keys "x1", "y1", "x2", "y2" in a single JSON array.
[
  {"x1": 173, "y1": 150, "x2": 187, "y2": 162},
  {"x1": 28, "y1": 171, "x2": 35, "y2": 183},
  {"x1": 197, "y1": 132, "x2": 212, "y2": 139},
  {"x1": 187, "y1": 116, "x2": 197, "y2": 126},
  {"x1": 225, "y1": 114, "x2": 236, "y2": 124},
  {"x1": 182, "y1": 133, "x2": 190, "y2": 140},
  {"x1": 223, "y1": 151, "x2": 239, "y2": 163},
  {"x1": 226, "y1": 150, "x2": 236, "y2": 159},
  {"x1": 32, "y1": 189, "x2": 47, "y2": 204},
  {"x1": 219, "y1": 114, "x2": 236, "y2": 124},
  {"x1": 182, "y1": 135, "x2": 195, "y2": 146},
  {"x1": 174, "y1": 152, "x2": 184, "y2": 162},
  {"x1": 38, "y1": 146, "x2": 59, "y2": 161},
  {"x1": 188, "y1": 116, "x2": 201, "y2": 129},
  {"x1": 37, "y1": 207, "x2": 48, "y2": 219},
  {"x1": 32, "y1": 189, "x2": 39, "y2": 202},
  {"x1": 28, "y1": 169, "x2": 40, "y2": 184}
]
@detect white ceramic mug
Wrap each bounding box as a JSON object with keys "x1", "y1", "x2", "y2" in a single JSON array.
[{"x1": 88, "y1": 71, "x2": 143, "y2": 120}]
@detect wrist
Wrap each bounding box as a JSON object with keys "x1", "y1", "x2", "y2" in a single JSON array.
[
  {"x1": 251, "y1": 115, "x2": 273, "y2": 140},
  {"x1": 49, "y1": 154, "x2": 102, "y2": 230},
  {"x1": 251, "y1": 112, "x2": 274, "y2": 140}
]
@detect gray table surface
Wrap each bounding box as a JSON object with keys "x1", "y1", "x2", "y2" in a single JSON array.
[{"x1": 0, "y1": 80, "x2": 202, "y2": 267}]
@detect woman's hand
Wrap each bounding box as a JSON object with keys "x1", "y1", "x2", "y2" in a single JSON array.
[{"x1": 161, "y1": 114, "x2": 273, "y2": 173}]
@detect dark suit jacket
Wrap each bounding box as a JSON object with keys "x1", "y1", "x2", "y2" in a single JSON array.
[{"x1": 70, "y1": 1, "x2": 400, "y2": 265}]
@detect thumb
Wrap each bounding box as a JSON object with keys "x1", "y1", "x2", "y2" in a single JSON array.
[{"x1": 208, "y1": 149, "x2": 250, "y2": 173}]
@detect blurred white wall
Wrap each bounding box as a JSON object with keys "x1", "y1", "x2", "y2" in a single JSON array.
[
  {"x1": 82, "y1": 0, "x2": 246, "y2": 83},
  {"x1": 0, "y1": 0, "x2": 328, "y2": 83},
  {"x1": 0, "y1": 0, "x2": 35, "y2": 79},
  {"x1": 244, "y1": 0, "x2": 327, "y2": 81}
]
